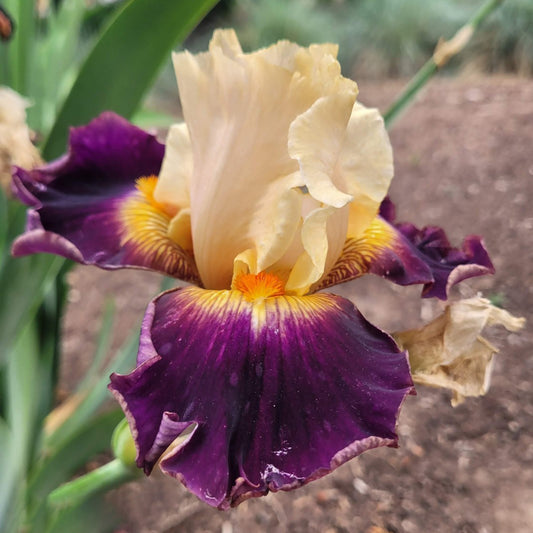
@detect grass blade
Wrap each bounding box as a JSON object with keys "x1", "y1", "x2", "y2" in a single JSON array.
[
  {"x1": 28, "y1": 408, "x2": 124, "y2": 506},
  {"x1": 43, "y1": 0, "x2": 219, "y2": 159},
  {"x1": 1, "y1": 0, "x2": 35, "y2": 92},
  {"x1": 75, "y1": 300, "x2": 116, "y2": 393},
  {"x1": 43, "y1": 327, "x2": 139, "y2": 452}
]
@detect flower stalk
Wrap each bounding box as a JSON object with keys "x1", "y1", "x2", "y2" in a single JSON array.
[
  {"x1": 47, "y1": 459, "x2": 139, "y2": 510},
  {"x1": 383, "y1": 0, "x2": 504, "y2": 128}
]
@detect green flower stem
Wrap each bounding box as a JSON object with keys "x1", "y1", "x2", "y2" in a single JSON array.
[
  {"x1": 47, "y1": 459, "x2": 139, "y2": 510},
  {"x1": 383, "y1": 0, "x2": 504, "y2": 128}
]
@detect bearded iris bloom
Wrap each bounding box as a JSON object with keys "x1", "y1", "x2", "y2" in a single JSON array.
[{"x1": 12, "y1": 30, "x2": 494, "y2": 509}]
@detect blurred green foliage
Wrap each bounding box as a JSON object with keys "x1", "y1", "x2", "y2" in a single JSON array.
[
  {"x1": 0, "y1": 0, "x2": 97, "y2": 135},
  {"x1": 200, "y1": 0, "x2": 533, "y2": 76},
  {"x1": 235, "y1": 0, "x2": 472, "y2": 75},
  {"x1": 468, "y1": 0, "x2": 533, "y2": 74}
]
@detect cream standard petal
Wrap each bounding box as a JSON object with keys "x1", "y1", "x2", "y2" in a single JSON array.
[
  {"x1": 249, "y1": 173, "x2": 304, "y2": 272},
  {"x1": 339, "y1": 103, "x2": 394, "y2": 239},
  {"x1": 154, "y1": 123, "x2": 192, "y2": 210},
  {"x1": 252, "y1": 39, "x2": 300, "y2": 71},
  {"x1": 285, "y1": 203, "x2": 349, "y2": 295},
  {"x1": 255, "y1": 40, "x2": 338, "y2": 75},
  {"x1": 288, "y1": 93, "x2": 356, "y2": 208},
  {"x1": 288, "y1": 97, "x2": 392, "y2": 291},
  {"x1": 167, "y1": 208, "x2": 193, "y2": 253},
  {"x1": 209, "y1": 27, "x2": 243, "y2": 57},
  {"x1": 232, "y1": 173, "x2": 304, "y2": 286},
  {"x1": 174, "y1": 29, "x2": 354, "y2": 290}
]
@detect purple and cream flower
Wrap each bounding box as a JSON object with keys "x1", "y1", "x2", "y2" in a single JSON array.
[{"x1": 12, "y1": 30, "x2": 494, "y2": 509}]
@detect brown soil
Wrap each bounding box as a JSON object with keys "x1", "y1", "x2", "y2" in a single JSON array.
[{"x1": 62, "y1": 76, "x2": 533, "y2": 533}]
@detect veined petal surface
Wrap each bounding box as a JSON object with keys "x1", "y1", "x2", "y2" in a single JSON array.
[
  {"x1": 12, "y1": 112, "x2": 199, "y2": 282},
  {"x1": 110, "y1": 284, "x2": 413, "y2": 509},
  {"x1": 315, "y1": 215, "x2": 433, "y2": 291}
]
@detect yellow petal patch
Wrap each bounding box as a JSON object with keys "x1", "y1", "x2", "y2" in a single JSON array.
[
  {"x1": 233, "y1": 271, "x2": 285, "y2": 302},
  {"x1": 180, "y1": 284, "x2": 340, "y2": 335},
  {"x1": 120, "y1": 176, "x2": 199, "y2": 281}
]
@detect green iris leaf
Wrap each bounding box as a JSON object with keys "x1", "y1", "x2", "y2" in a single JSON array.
[{"x1": 43, "y1": 0, "x2": 219, "y2": 160}]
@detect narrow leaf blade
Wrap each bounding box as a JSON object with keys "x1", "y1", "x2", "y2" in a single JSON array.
[{"x1": 43, "y1": 0, "x2": 219, "y2": 159}]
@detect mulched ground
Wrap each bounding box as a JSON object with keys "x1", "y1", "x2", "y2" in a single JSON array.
[{"x1": 62, "y1": 76, "x2": 533, "y2": 533}]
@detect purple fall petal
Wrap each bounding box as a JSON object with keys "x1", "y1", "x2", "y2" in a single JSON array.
[
  {"x1": 397, "y1": 224, "x2": 494, "y2": 299},
  {"x1": 11, "y1": 112, "x2": 199, "y2": 282},
  {"x1": 110, "y1": 287, "x2": 413, "y2": 509},
  {"x1": 381, "y1": 198, "x2": 494, "y2": 299}
]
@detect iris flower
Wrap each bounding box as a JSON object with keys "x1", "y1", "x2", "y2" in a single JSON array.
[{"x1": 12, "y1": 30, "x2": 494, "y2": 509}]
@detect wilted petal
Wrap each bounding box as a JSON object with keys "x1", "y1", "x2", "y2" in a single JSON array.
[
  {"x1": 12, "y1": 112, "x2": 199, "y2": 282},
  {"x1": 0, "y1": 86, "x2": 42, "y2": 191},
  {"x1": 395, "y1": 296, "x2": 525, "y2": 405},
  {"x1": 381, "y1": 198, "x2": 494, "y2": 299},
  {"x1": 110, "y1": 282, "x2": 413, "y2": 509}
]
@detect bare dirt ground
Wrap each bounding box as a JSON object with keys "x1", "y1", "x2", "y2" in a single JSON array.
[{"x1": 62, "y1": 76, "x2": 533, "y2": 533}]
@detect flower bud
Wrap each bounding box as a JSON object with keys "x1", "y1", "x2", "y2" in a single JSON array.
[{"x1": 111, "y1": 418, "x2": 137, "y2": 467}]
